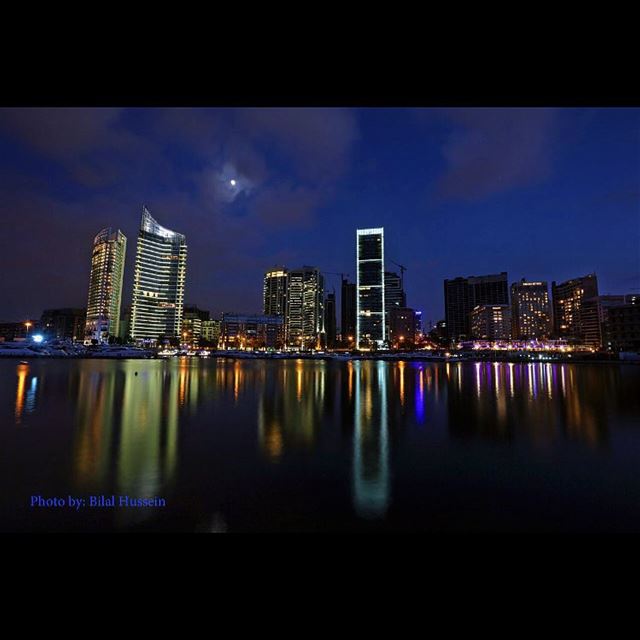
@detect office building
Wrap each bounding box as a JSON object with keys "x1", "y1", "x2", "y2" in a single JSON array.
[
  {"x1": 470, "y1": 304, "x2": 511, "y2": 340},
  {"x1": 40, "y1": 308, "x2": 86, "y2": 342},
  {"x1": 581, "y1": 295, "x2": 626, "y2": 350},
  {"x1": 286, "y1": 266, "x2": 324, "y2": 350},
  {"x1": 510, "y1": 279, "x2": 551, "y2": 339},
  {"x1": 444, "y1": 272, "x2": 509, "y2": 341},
  {"x1": 263, "y1": 267, "x2": 288, "y2": 316},
  {"x1": 341, "y1": 278, "x2": 356, "y2": 345},
  {"x1": 384, "y1": 271, "x2": 406, "y2": 340},
  {"x1": 201, "y1": 319, "x2": 221, "y2": 347},
  {"x1": 552, "y1": 273, "x2": 598, "y2": 341},
  {"x1": 84, "y1": 227, "x2": 127, "y2": 344},
  {"x1": 130, "y1": 206, "x2": 187, "y2": 342},
  {"x1": 356, "y1": 228, "x2": 385, "y2": 349},
  {"x1": 220, "y1": 314, "x2": 285, "y2": 350},
  {"x1": 606, "y1": 297, "x2": 640, "y2": 352},
  {"x1": 389, "y1": 307, "x2": 416, "y2": 347},
  {"x1": 324, "y1": 292, "x2": 337, "y2": 349}
]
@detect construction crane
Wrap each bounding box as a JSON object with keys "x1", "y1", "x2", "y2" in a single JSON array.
[{"x1": 388, "y1": 260, "x2": 407, "y2": 290}]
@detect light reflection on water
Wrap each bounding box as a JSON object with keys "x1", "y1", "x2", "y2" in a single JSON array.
[{"x1": 3, "y1": 358, "x2": 640, "y2": 531}]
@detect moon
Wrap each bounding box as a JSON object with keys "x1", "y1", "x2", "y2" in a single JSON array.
[{"x1": 230, "y1": 179, "x2": 237, "y2": 187}]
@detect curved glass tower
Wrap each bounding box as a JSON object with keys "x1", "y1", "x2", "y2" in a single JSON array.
[
  {"x1": 85, "y1": 228, "x2": 127, "y2": 344},
  {"x1": 130, "y1": 207, "x2": 187, "y2": 342}
]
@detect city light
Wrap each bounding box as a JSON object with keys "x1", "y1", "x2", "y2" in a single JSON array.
[{"x1": 32, "y1": 334, "x2": 44, "y2": 343}]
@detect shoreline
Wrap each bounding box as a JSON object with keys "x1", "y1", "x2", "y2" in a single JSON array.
[{"x1": 1, "y1": 351, "x2": 638, "y2": 365}]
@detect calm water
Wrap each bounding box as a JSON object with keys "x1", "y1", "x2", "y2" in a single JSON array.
[{"x1": 1, "y1": 358, "x2": 640, "y2": 532}]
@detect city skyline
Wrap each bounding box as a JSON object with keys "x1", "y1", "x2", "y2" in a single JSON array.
[{"x1": 0, "y1": 107, "x2": 638, "y2": 324}]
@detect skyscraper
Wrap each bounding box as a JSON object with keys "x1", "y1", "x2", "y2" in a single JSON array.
[
  {"x1": 84, "y1": 228, "x2": 127, "y2": 344},
  {"x1": 130, "y1": 206, "x2": 187, "y2": 342},
  {"x1": 324, "y1": 292, "x2": 337, "y2": 349},
  {"x1": 263, "y1": 267, "x2": 288, "y2": 316},
  {"x1": 286, "y1": 266, "x2": 324, "y2": 350},
  {"x1": 551, "y1": 273, "x2": 598, "y2": 341},
  {"x1": 444, "y1": 272, "x2": 508, "y2": 341},
  {"x1": 510, "y1": 279, "x2": 551, "y2": 339},
  {"x1": 341, "y1": 278, "x2": 357, "y2": 345},
  {"x1": 384, "y1": 270, "x2": 406, "y2": 340},
  {"x1": 356, "y1": 228, "x2": 385, "y2": 349}
]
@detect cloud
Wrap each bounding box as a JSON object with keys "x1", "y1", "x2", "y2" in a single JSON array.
[
  {"x1": 252, "y1": 182, "x2": 323, "y2": 228},
  {"x1": 435, "y1": 108, "x2": 557, "y2": 201},
  {"x1": 0, "y1": 107, "x2": 160, "y2": 188},
  {"x1": 238, "y1": 107, "x2": 359, "y2": 182}
]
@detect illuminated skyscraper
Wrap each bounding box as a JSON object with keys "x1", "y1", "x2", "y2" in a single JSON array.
[
  {"x1": 510, "y1": 279, "x2": 551, "y2": 339},
  {"x1": 263, "y1": 267, "x2": 288, "y2": 316},
  {"x1": 285, "y1": 267, "x2": 324, "y2": 350},
  {"x1": 84, "y1": 228, "x2": 127, "y2": 344},
  {"x1": 356, "y1": 228, "x2": 385, "y2": 349},
  {"x1": 130, "y1": 207, "x2": 187, "y2": 342},
  {"x1": 552, "y1": 273, "x2": 598, "y2": 341}
]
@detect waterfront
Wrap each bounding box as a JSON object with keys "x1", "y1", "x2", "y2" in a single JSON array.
[{"x1": 1, "y1": 358, "x2": 640, "y2": 532}]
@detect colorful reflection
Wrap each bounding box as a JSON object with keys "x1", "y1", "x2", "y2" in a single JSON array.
[{"x1": 352, "y1": 361, "x2": 390, "y2": 519}]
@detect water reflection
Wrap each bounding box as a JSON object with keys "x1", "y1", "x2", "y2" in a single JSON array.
[
  {"x1": 7, "y1": 358, "x2": 640, "y2": 529},
  {"x1": 352, "y1": 361, "x2": 390, "y2": 518}
]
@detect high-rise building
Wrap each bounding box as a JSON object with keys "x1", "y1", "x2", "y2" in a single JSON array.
[
  {"x1": 510, "y1": 279, "x2": 551, "y2": 339},
  {"x1": 341, "y1": 278, "x2": 357, "y2": 345},
  {"x1": 130, "y1": 207, "x2": 187, "y2": 342},
  {"x1": 552, "y1": 273, "x2": 598, "y2": 341},
  {"x1": 470, "y1": 304, "x2": 511, "y2": 340},
  {"x1": 286, "y1": 267, "x2": 324, "y2": 350},
  {"x1": 444, "y1": 272, "x2": 508, "y2": 341},
  {"x1": 40, "y1": 308, "x2": 86, "y2": 342},
  {"x1": 182, "y1": 304, "x2": 210, "y2": 343},
  {"x1": 84, "y1": 228, "x2": 127, "y2": 344},
  {"x1": 389, "y1": 307, "x2": 416, "y2": 347},
  {"x1": 581, "y1": 295, "x2": 627, "y2": 350},
  {"x1": 605, "y1": 296, "x2": 640, "y2": 352},
  {"x1": 356, "y1": 228, "x2": 385, "y2": 349},
  {"x1": 384, "y1": 271, "x2": 406, "y2": 341},
  {"x1": 324, "y1": 292, "x2": 337, "y2": 349},
  {"x1": 263, "y1": 267, "x2": 288, "y2": 316}
]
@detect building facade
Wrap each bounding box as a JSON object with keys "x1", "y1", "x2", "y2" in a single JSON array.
[
  {"x1": 510, "y1": 279, "x2": 551, "y2": 339},
  {"x1": 605, "y1": 298, "x2": 640, "y2": 352},
  {"x1": 324, "y1": 292, "x2": 337, "y2": 350},
  {"x1": 444, "y1": 272, "x2": 509, "y2": 341},
  {"x1": 285, "y1": 267, "x2": 324, "y2": 350},
  {"x1": 220, "y1": 314, "x2": 285, "y2": 350},
  {"x1": 201, "y1": 319, "x2": 221, "y2": 347},
  {"x1": 356, "y1": 228, "x2": 385, "y2": 349},
  {"x1": 130, "y1": 207, "x2": 188, "y2": 342},
  {"x1": 389, "y1": 307, "x2": 416, "y2": 347},
  {"x1": 341, "y1": 278, "x2": 356, "y2": 346},
  {"x1": 263, "y1": 267, "x2": 288, "y2": 317},
  {"x1": 551, "y1": 273, "x2": 598, "y2": 341},
  {"x1": 581, "y1": 295, "x2": 626, "y2": 350},
  {"x1": 384, "y1": 271, "x2": 406, "y2": 340},
  {"x1": 84, "y1": 227, "x2": 127, "y2": 344},
  {"x1": 470, "y1": 304, "x2": 511, "y2": 341}
]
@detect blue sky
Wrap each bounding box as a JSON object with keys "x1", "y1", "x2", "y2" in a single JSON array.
[{"x1": 0, "y1": 107, "x2": 638, "y2": 326}]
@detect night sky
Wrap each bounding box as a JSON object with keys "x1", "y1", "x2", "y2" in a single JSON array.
[{"x1": 1, "y1": 107, "x2": 638, "y2": 327}]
